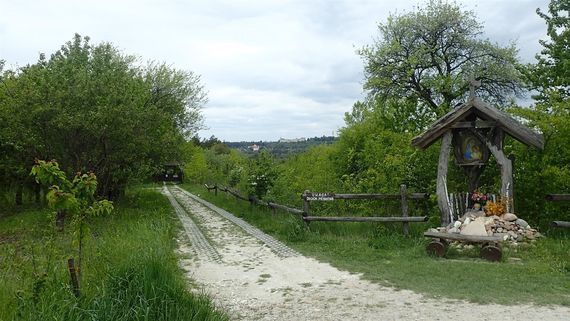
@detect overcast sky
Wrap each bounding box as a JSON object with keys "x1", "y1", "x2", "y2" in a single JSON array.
[{"x1": 1, "y1": 0, "x2": 549, "y2": 141}]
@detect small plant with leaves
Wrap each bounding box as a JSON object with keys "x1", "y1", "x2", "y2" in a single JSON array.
[{"x1": 30, "y1": 160, "x2": 113, "y2": 296}]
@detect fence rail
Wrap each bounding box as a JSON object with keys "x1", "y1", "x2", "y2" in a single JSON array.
[
  {"x1": 203, "y1": 183, "x2": 429, "y2": 235},
  {"x1": 304, "y1": 216, "x2": 428, "y2": 223},
  {"x1": 301, "y1": 184, "x2": 428, "y2": 235},
  {"x1": 545, "y1": 194, "x2": 570, "y2": 229},
  {"x1": 545, "y1": 194, "x2": 570, "y2": 202}
]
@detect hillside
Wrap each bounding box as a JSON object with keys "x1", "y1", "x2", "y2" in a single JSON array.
[{"x1": 225, "y1": 136, "x2": 337, "y2": 158}]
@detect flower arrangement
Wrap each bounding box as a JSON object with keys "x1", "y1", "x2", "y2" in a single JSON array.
[
  {"x1": 471, "y1": 190, "x2": 488, "y2": 203},
  {"x1": 484, "y1": 199, "x2": 506, "y2": 216}
]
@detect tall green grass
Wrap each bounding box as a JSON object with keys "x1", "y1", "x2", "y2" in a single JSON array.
[
  {"x1": 0, "y1": 187, "x2": 227, "y2": 321},
  {"x1": 183, "y1": 183, "x2": 570, "y2": 306}
]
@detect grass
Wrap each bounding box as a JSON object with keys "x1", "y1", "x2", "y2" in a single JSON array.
[
  {"x1": 0, "y1": 186, "x2": 228, "y2": 321},
  {"x1": 182, "y1": 183, "x2": 570, "y2": 306}
]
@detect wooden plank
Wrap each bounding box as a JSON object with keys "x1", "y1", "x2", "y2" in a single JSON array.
[
  {"x1": 267, "y1": 202, "x2": 305, "y2": 215},
  {"x1": 472, "y1": 98, "x2": 544, "y2": 150},
  {"x1": 551, "y1": 221, "x2": 570, "y2": 228},
  {"x1": 303, "y1": 216, "x2": 428, "y2": 222},
  {"x1": 412, "y1": 100, "x2": 474, "y2": 149},
  {"x1": 411, "y1": 97, "x2": 544, "y2": 150},
  {"x1": 451, "y1": 120, "x2": 497, "y2": 129},
  {"x1": 302, "y1": 191, "x2": 310, "y2": 218},
  {"x1": 437, "y1": 132, "x2": 452, "y2": 226},
  {"x1": 545, "y1": 194, "x2": 570, "y2": 202},
  {"x1": 333, "y1": 193, "x2": 400, "y2": 200},
  {"x1": 307, "y1": 193, "x2": 428, "y2": 200},
  {"x1": 401, "y1": 184, "x2": 409, "y2": 236},
  {"x1": 424, "y1": 231, "x2": 503, "y2": 243}
]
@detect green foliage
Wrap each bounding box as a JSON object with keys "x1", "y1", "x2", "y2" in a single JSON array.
[
  {"x1": 225, "y1": 136, "x2": 337, "y2": 158},
  {"x1": 270, "y1": 145, "x2": 340, "y2": 206},
  {"x1": 31, "y1": 160, "x2": 113, "y2": 218},
  {"x1": 30, "y1": 159, "x2": 114, "y2": 297},
  {"x1": 523, "y1": 0, "x2": 570, "y2": 103},
  {"x1": 357, "y1": 0, "x2": 523, "y2": 126},
  {"x1": 509, "y1": 0, "x2": 570, "y2": 227},
  {"x1": 246, "y1": 151, "x2": 278, "y2": 199},
  {"x1": 0, "y1": 34, "x2": 206, "y2": 199},
  {"x1": 0, "y1": 188, "x2": 227, "y2": 321}
]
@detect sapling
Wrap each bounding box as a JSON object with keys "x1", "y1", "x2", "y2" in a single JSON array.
[{"x1": 30, "y1": 160, "x2": 113, "y2": 296}]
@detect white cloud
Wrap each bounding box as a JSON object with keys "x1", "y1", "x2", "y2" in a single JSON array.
[{"x1": 0, "y1": 0, "x2": 551, "y2": 141}]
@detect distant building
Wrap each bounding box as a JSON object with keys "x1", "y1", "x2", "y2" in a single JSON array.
[
  {"x1": 278, "y1": 137, "x2": 306, "y2": 143},
  {"x1": 248, "y1": 144, "x2": 260, "y2": 152}
]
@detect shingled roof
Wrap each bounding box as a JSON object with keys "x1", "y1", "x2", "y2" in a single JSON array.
[{"x1": 411, "y1": 97, "x2": 544, "y2": 150}]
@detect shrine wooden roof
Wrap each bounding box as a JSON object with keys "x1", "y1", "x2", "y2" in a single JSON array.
[{"x1": 411, "y1": 97, "x2": 544, "y2": 150}]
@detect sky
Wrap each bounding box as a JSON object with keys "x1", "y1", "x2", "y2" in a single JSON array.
[{"x1": 0, "y1": 0, "x2": 550, "y2": 142}]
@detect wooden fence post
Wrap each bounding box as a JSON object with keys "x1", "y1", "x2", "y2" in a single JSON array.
[
  {"x1": 270, "y1": 204, "x2": 276, "y2": 216},
  {"x1": 67, "y1": 258, "x2": 80, "y2": 297},
  {"x1": 302, "y1": 190, "x2": 310, "y2": 224},
  {"x1": 400, "y1": 184, "x2": 409, "y2": 236}
]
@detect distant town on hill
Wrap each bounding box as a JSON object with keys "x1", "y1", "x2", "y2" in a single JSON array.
[{"x1": 224, "y1": 136, "x2": 337, "y2": 158}]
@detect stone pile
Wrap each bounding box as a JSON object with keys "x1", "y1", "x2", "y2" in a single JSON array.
[{"x1": 435, "y1": 211, "x2": 542, "y2": 244}]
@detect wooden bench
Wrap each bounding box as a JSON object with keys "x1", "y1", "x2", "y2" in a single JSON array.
[
  {"x1": 424, "y1": 231, "x2": 503, "y2": 262},
  {"x1": 551, "y1": 221, "x2": 570, "y2": 228}
]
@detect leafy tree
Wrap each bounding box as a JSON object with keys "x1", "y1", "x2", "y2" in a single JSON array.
[
  {"x1": 522, "y1": 0, "x2": 570, "y2": 103},
  {"x1": 357, "y1": 0, "x2": 523, "y2": 127},
  {"x1": 0, "y1": 34, "x2": 206, "y2": 200},
  {"x1": 246, "y1": 150, "x2": 278, "y2": 199},
  {"x1": 510, "y1": 0, "x2": 570, "y2": 226},
  {"x1": 269, "y1": 145, "x2": 340, "y2": 206}
]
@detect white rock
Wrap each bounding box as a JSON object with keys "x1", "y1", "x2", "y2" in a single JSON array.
[
  {"x1": 454, "y1": 221, "x2": 462, "y2": 229},
  {"x1": 503, "y1": 213, "x2": 518, "y2": 221},
  {"x1": 515, "y1": 218, "x2": 529, "y2": 229},
  {"x1": 464, "y1": 217, "x2": 472, "y2": 225},
  {"x1": 448, "y1": 227, "x2": 460, "y2": 234},
  {"x1": 460, "y1": 219, "x2": 488, "y2": 236}
]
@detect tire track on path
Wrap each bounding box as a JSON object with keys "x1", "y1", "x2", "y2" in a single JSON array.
[
  {"x1": 166, "y1": 185, "x2": 570, "y2": 321},
  {"x1": 171, "y1": 185, "x2": 299, "y2": 258},
  {"x1": 162, "y1": 186, "x2": 221, "y2": 263}
]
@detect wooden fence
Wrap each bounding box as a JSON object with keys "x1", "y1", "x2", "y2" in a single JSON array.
[
  {"x1": 545, "y1": 194, "x2": 570, "y2": 229},
  {"x1": 203, "y1": 184, "x2": 429, "y2": 236},
  {"x1": 301, "y1": 184, "x2": 428, "y2": 235},
  {"x1": 204, "y1": 184, "x2": 303, "y2": 215}
]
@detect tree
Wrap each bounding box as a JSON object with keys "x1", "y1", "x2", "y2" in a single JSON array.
[
  {"x1": 0, "y1": 34, "x2": 207, "y2": 200},
  {"x1": 246, "y1": 151, "x2": 278, "y2": 199},
  {"x1": 523, "y1": 0, "x2": 570, "y2": 103},
  {"x1": 510, "y1": 0, "x2": 570, "y2": 226},
  {"x1": 357, "y1": 0, "x2": 523, "y2": 128}
]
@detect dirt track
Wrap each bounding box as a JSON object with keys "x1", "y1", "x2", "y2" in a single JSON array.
[{"x1": 163, "y1": 185, "x2": 570, "y2": 321}]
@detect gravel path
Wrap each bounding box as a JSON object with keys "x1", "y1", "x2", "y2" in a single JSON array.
[{"x1": 166, "y1": 186, "x2": 570, "y2": 321}]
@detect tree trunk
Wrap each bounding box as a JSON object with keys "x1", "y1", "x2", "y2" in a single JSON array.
[
  {"x1": 15, "y1": 184, "x2": 23, "y2": 206},
  {"x1": 436, "y1": 132, "x2": 452, "y2": 226},
  {"x1": 56, "y1": 210, "x2": 66, "y2": 231},
  {"x1": 34, "y1": 184, "x2": 41, "y2": 204}
]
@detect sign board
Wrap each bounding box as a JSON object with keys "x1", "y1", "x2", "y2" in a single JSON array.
[{"x1": 305, "y1": 192, "x2": 335, "y2": 201}]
